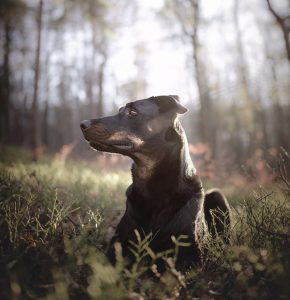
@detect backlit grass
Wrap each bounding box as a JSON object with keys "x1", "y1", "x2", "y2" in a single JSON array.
[{"x1": 0, "y1": 147, "x2": 289, "y2": 299}]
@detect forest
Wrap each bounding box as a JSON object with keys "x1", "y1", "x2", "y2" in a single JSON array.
[
  {"x1": 0, "y1": 0, "x2": 289, "y2": 299},
  {"x1": 0, "y1": 0, "x2": 289, "y2": 163}
]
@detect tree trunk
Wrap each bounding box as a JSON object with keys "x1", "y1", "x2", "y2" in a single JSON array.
[
  {"x1": 233, "y1": 0, "x2": 256, "y2": 158},
  {"x1": 190, "y1": 0, "x2": 216, "y2": 156},
  {"x1": 0, "y1": 19, "x2": 12, "y2": 144},
  {"x1": 42, "y1": 99, "x2": 49, "y2": 147},
  {"x1": 233, "y1": 0, "x2": 250, "y2": 94},
  {"x1": 89, "y1": 27, "x2": 97, "y2": 117},
  {"x1": 42, "y1": 53, "x2": 50, "y2": 147},
  {"x1": 96, "y1": 53, "x2": 107, "y2": 118},
  {"x1": 255, "y1": 91, "x2": 269, "y2": 150},
  {"x1": 232, "y1": 101, "x2": 244, "y2": 165},
  {"x1": 31, "y1": 0, "x2": 43, "y2": 158},
  {"x1": 270, "y1": 62, "x2": 287, "y2": 150}
]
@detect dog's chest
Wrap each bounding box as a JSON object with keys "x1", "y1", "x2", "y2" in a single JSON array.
[{"x1": 126, "y1": 190, "x2": 199, "y2": 235}]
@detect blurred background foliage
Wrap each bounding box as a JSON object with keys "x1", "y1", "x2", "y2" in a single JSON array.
[{"x1": 0, "y1": 0, "x2": 289, "y2": 175}]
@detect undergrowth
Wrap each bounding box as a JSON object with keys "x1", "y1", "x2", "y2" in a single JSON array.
[{"x1": 0, "y1": 147, "x2": 289, "y2": 299}]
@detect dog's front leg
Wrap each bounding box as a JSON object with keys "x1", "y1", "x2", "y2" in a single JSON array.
[{"x1": 106, "y1": 212, "x2": 138, "y2": 265}]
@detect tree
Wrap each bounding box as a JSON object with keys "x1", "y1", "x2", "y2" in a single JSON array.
[
  {"x1": 162, "y1": 0, "x2": 217, "y2": 156},
  {"x1": 0, "y1": 16, "x2": 12, "y2": 144},
  {"x1": 67, "y1": 0, "x2": 113, "y2": 118},
  {"x1": 262, "y1": 3, "x2": 290, "y2": 150},
  {"x1": 233, "y1": 0, "x2": 256, "y2": 158},
  {"x1": 0, "y1": 0, "x2": 26, "y2": 144},
  {"x1": 266, "y1": 0, "x2": 290, "y2": 62},
  {"x1": 31, "y1": 0, "x2": 43, "y2": 157}
]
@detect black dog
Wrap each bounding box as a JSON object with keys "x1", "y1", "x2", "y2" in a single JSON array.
[{"x1": 80, "y1": 95, "x2": 230, "y2": 270}]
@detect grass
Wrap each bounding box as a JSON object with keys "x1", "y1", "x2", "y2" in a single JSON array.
[{"x1": 0, "y1": 146, "x2": 289, "y2": 299}]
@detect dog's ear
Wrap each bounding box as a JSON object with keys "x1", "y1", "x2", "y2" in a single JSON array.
[
  {"x1": 169, "y1": 95, "x2": 188, "y2": 114},
  {"x1": 155, "y1": 95, "x2": 188, "y2": 115}
]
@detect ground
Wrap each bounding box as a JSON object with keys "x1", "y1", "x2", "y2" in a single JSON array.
[{"x1": 0, "y1": 147, "x2": 289, "y2": 299}]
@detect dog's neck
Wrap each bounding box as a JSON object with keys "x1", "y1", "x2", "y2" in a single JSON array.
[
  {"x1": 132, "y1": 135, "x2": 195, "y2": 185},
  {"x1": 127, "y1": 126, "x2": 203, "y2": 226}
]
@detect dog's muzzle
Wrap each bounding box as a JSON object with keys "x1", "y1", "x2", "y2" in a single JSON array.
[
  {"x1": 80, "y1": 119, "x2": 134, "y2": 152},
  {"x1": 80, "y1": 120, "x2": 111, "y2": 140},
  {"x1": 80, "y1": 120, "x2": 91, "y2": 130}
]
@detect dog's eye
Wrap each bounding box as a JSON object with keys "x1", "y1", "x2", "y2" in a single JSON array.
[{"x1": 126, "y1": 108, "x2": 138, "y2": 116}]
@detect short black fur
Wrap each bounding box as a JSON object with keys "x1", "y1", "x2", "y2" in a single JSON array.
[{"x1": 80, "y1": 95, "x2": 231, "y2": 271}]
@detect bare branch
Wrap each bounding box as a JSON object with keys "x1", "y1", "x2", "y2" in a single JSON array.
[
  {"x1": 266, "y1": 0, "x2": 290, "y2": 61},
  {"x1": 266, "y1": 0, "x2": 284, "y2": 23}
]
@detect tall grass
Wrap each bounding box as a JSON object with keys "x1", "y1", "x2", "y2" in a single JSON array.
[{"x1": 0, "y1": 147, "x2": 289, "y2": 299}]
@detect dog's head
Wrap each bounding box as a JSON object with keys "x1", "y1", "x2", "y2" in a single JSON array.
[{"x1": 80, "y1": 95, "x2": 188, "y2": 157}]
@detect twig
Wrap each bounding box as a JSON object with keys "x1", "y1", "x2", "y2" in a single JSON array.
[{"x1": 253, "y1": 225, "x2": 290, "y2": 240}]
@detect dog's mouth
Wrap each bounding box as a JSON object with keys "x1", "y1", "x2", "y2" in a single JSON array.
[
  {"x1": 82, "y1": 129, "x2": 136, "y2": 153},
  {"x1": 111, "y1": 142, "x2": 134, "y2": 150},
  {"x1": 88, "y1": 140, "x2": 134, "y2": 151}
]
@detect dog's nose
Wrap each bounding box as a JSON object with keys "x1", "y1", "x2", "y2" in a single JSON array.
[{"x1": 80, "y1": 120, "x2": 91, "y2": 130}]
